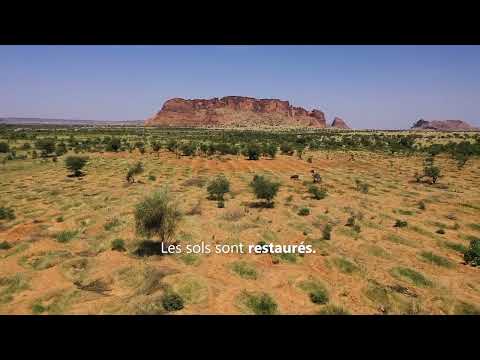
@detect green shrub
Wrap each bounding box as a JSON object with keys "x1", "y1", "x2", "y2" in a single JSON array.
[
  {"x1": 65, "y1": 156, "x2": 88, "y2": 177},
  {"x1": 161, "y1": 292, "x2": 184, "y2": 312},
  {"x1": 464, "y1": 239, "x2": 480, "y2": 266},
  {"x1": 243, "y1": 292, "x2": 278, "y2": 315},
  {"x1": 394, "y1": 219, "x2": 408, "y2": 228},
  {"x1": 126, "y1": 162, "x2": 144, "y2": 183},
  {"x1": 298, "y1": 207, "x2": 310, "y2": 216},
  {"x1": 345, "y1": 216, "x2": 356, "y2": 227},
  {"x1": 0, "y1": 241, "x2": 12, "y2": 250},
  {"x1": 55, "y1": 230, "x2": 78, "y2": 243},
  {"x1": 0, "y1": 206, "x2": 15, "y2": 221},
  {"x1": 280, "y1": 142, "x2": 294, "y2": 155},
  {"x1": 250, "y1": 175, "x2": 280, "y2": 207},
  {"x1": 243, "y1": 143, "x2": 261, "y2": 160},
  {"x1": 420, "y1": 251, "x2": 454, "y2": 268},
  {"x1": 0, "y1": 142, "x2": 9, "y2": 153},
  {"x1": 35, "y1": 138, "x2": 56, "y2": 156},
  {"x1": 111, "y1": 239, "x2": 126, "y2": 252},
  {"x1": 263, "y1": 143, "x2": 277, "y2": 159},
  {"x1": 134, "y1": 188, "x2": 182, "y2": 243},
  {"x1": 424, "y1": 165, "x2": 440, "y2": 184},
  {"x1": 322, "y1": 224, "x2": 333, "y2": 240},
  {"x1": 207, "y1": 175, "x2": 230, "y2": 201},
  {"x1": 355, "y1": 179, "x2": 370, "y2": 193},
  {"x1": 418, "y1": 201, "x2": 426, "y2": 210},
  {"x1": 308, "y1": 185, "x2": 327, "y2": 200},
  {"x1": 180, "y1": 142, "x2": 196, "y2": 156},
  {"x1": 391, "y1": 267, "x2": 432, "y2": 287}
]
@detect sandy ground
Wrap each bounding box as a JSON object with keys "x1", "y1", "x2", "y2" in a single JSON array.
[{"x1": 1, "y1": 149, "x2": 479, "y2": 314}]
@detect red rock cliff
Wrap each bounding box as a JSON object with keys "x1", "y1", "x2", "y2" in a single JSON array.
[{"x1": 146, "y1": 96, "x2": 327, "y2": 128}]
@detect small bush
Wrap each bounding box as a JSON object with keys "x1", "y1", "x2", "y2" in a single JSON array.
[
  {"x1": 207, "y1": 175, "x2": 230, "y2": 201},
  {"x1": 322, "y1": 224, "x2": 333, "y2": 240},
  {"x1": 0, "y1": 207, "x2": 15, "y2": 221},
  {"x1": 298, "y1": 207, "x2": 310, "y2": 216},
  {"x1": 243, "y1": 292, "x2": 278, "y2": 315},
  {"x1": 243, "y1": 143, "x2": 261, "y2": 160},
  {"x1": 418, "y1": 201, "x2": 426, "y2": 210},
  {"x1": 161, "y1": 292, "x2": 184, "y2": 312},
  {"x1": 464, "y1": 239, "x2": 480, "y2": 266},
  {"x1": 394, "y1": 219, "x2": 408, "y2": 228},
  {"x1": 280, "y1": 142, "x2": 294, "y2": 155},
  {"x1": 65, "y1": 156, "x2": 88, "y2": 177},
  {"x1": 0, "y1": 142, "x2": 9, "y2": 153},
  {"x1": 424, "y1": 165, "x2": 441, "y2": 184},
  {"x1": 148, "y1": 175, "x2": 156, "y2": 181},
  {"x1": 345, "y1": 216, "x2": 356, "y2": 227},
  {"x1": 436, "y1": 228, "x2": 445, "y2": 235},
  {"x1": 111, "y1": 239, "x2": 126, "y2": 252},
  {"x1": 134, "y1": 188, "x2": 182, "y2": 243},
  {"x1": 126, "y1": 162, "x2": 144, "y2": 183},
  {"x1": 355, "y1": 179, "x2": 370, "y2": 193},
  {"x1": 0, "y1": 241, "x2": 12, "y2": 250},
  {"x1": 308, "y1": 185, "x2": 327, "y2": 200}
]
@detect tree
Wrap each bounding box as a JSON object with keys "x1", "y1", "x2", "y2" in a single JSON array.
[
  {"x1": 308, "y1": 185, "x2": 327, "y2": 200},
  {"x1": 65, "y1": 156, "x2": 89, "y2": 177},
  {"x1": 280, "y1": 142, "x2": 294, "y2": 155},
  {"x1": 0, "y1": 142, "x2": 9, "y2": 153},
  {"x1": 424, "y1": 165, "x2": 440, "y2": 184},
  {"x1": 180, "y1": 142, "x2": 196, "y2": 156},
  {"x1": 35, "y1": 138, "x2": 56, "y2": 157},
  {"x1": 250, "y1": 175, "x2": 280, "y2": 207},
  {"x1": 167, "y1": 140, "x2": 178, "y2": 153},
  {"x1": 207, "y1": 175, "x2": 230, "y2": 201},
  {"x1": 151, "y1": 141, "x2": 161, "y2": 156},
  {"x1": 134, "y1": 188, "x2": 182, "y2": 243},
  {"x1": 243, "y1": 144, "x2": 261, "y2": 160},
  {"x1": 106, "y1": 138, "x2": 122, "y2": 152},
  {"x1": 126, "y1": 162, "x2": 144, "y2": 183},
  {"x1": 263, "y1": 144, "x2": 277, "y2": 159}
]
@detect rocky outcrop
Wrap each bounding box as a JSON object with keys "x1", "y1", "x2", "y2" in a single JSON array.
[
  {"x1": 411, "y1": 119, "x2": 476, "y2": 131},
  {"x1": 145, "y1": 96, "x2": 327, "y2": 128},
  {"x1": 330, "y1": 117, "x2": 350, "y2": 129}
]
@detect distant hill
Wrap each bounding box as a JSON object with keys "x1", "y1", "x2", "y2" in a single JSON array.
[
  {"x1": 411, "y1": 119, "x2": 478, "y2": 131},
  {"x1": 0, "y1": 117, "x2": 144, "y2": 126},
  {"x1": 145, "y1": 96, "x2": 351, "y2": 129}
]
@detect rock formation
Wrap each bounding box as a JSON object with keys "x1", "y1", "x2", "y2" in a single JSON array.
[
  {"x1": 145, "y1": 96, "x2": 327, "y2": 128},
  {"x1": 330, "y1": 117, "x2": 350, "y2": 129},
  {"x1": 411, "y1": 119, "x2": 476, "y2": 131}
]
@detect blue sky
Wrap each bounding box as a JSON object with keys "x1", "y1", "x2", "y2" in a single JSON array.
[{"x1": 1, "y1": 45, "x2": 479, "y2": 129}]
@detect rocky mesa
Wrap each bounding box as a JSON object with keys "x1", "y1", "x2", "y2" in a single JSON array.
[
  {"x1": 411, "y1": 119, "x2": 476, "y2": 131},
  {"x1": 145, "y1": 96, "x2": 349, "y2": 129}
]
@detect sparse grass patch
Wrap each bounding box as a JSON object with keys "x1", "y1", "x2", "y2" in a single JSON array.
[
  {"x1": 20, "y1": 251, "x2": 72, "y2": 271},
  {"x1": 55, "y1": 229, "x2": 79, "y2": 243},
  {"x1": 420, "y1": 251, "x2": 454, "y2": 268},
  {"x1": 443, "y1": 241, "x2": 468, "y2": 254},
  {"x1": 179, "y1": 253, "x2": 201, "y2": 266},
  {"x1": 0, "y1": 273, "x2": 30, "y2": 304},
  {"x1": 453, "y1": 301, "x2": 480, "y2": 315},
  {"x1": 241, "y1": 291, "x2": 278, "y2": 315},
  {"x1": 390, "y1": 267, "x2": 432, "y2": 287},
  {"x1": 104, "y1": 218, "x2": 122, "y2": 231},
  {"x1": 231, "y1": 261, "x2": 258, "y2": 280},
  {"x1": 111, "y1": 238, "x2": 126, "y2": 251},
  {"x1": 318, "y1": 304, "x2": 350, "y2": 315},
  {"x1": 333, "y1": 257, "x2": 360, "y2": 274}
]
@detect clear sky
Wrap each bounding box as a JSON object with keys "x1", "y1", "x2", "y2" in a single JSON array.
[{"x1": 1, "y1": 45, "x2": 479, "y2": 129}]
